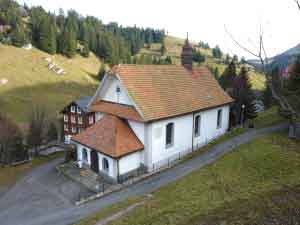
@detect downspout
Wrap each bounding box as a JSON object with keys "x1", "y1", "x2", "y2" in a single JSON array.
[
  {"x1": 192, "y1": 113, "x2": 195, "y2": 152},
  {"x1": 117, "y1": 159, "x2": 120, "y2": 183}
]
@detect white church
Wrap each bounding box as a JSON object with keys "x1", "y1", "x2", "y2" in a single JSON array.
[{"x1": 71, "y1": 39, "x2": 233, "y2": 183}]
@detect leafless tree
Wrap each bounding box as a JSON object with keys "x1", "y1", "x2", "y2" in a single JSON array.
[
  {"x1": 224, "y1": 25, "x2": 268, "y2": 74},
  {"x1": 0, "y1": 113, "x2": 24, "y2": 165},
  {"x1": 27, "y1": 105, "x2": 48, "y2": 156},
  {"x1": 295, "y1": 0, "x2": 300, "y2": 11},
  {"x1": 224, "y1": 25, "x2": 297, "y2": 118}
]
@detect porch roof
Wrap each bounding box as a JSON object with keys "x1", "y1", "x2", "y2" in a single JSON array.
[
  {"x1": 71, "y1": 114, "x2": 144, "y2": 158},
  {"x1": 90, "y1": 100, "x2": 143, "y2": 122}
]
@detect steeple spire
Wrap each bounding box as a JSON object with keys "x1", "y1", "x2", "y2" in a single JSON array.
[{"x1": 181, "y1": 32, "x2": 193, "y2": 70}]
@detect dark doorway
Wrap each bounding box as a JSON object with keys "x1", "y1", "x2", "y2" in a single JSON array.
[{"x1": 90, "y1": 150, "x2": 99, "y2": 173}]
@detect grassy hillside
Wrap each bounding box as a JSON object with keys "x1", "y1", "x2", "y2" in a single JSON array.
[
  {"x1": 0, "y1": 44, "x2": 100, "y2": 123},
  {"x1": 140, "y1": 36, "x2": 266, "y2": 91}
]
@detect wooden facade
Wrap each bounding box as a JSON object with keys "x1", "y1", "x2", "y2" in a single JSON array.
[{"x1": 62, "y1": 102, "x2": 95, "y2": 142}]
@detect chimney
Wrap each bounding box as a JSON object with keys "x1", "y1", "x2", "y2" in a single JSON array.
[{"x1": 181, "y1": 33, "x2": 193, "y2": 70}]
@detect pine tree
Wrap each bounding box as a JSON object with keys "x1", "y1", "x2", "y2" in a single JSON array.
[
  {"x1": 61, "y1": 26, "x2": 77, "y2": 58},
  {"x1": 82, "y1": 40, "x2": 90, "y2": 57},
  {"x1": 288, "y1": 56, "x2": 300, "y2": 91},
  {"x1": 219, "y1": 60, "x2": 237, "y2": 90},
  {"x1": 233, "y1": 66, "x2": 257, "y2": 122},
  {"x1": 160, "y1": 41, "x2": 166, "y2": 56},
  {"x1": 98, "y1": 64, "x2": 106, "y2": 81},
  {"x1": 12, "y1": 23, "x2": 26, "y2": 47},
  {"x1": 39, "y1": 17, "x2": 56, "y2": 54},
  {"x1": 212, "y1": 45, "x2": 222, "y2": 58},
  {"x1": 213, "y1": 67, "x2": 220, "y2": 80},
  {"x1": 164, "y1": 56, "x2": 172, "y2": 64}
]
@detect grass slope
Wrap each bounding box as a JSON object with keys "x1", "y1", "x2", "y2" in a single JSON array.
[
  {"x1": 79, "y1": 133, "x2": 299, "y2": 225},
  {"x1": 140, "y1": 35, "x2": 266, "y2": 91},
  {"x1": 0, "y1": 44, "x2": 100, "y2": 123}
]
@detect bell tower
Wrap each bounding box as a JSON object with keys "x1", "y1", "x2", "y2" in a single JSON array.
[{"x1": 181, "y1": 33, "x2": 193, "y2": 70}]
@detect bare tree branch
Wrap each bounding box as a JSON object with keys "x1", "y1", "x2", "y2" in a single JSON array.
[
  {"x1": 224, "y1": 24, "x2": 298, "y2": 118},
  {"x1": 224, "y1": 25, "x2": 261, "y2": 58},
  {"x1": 295, "y1": 0, "x2": 300, "y2": 11}
]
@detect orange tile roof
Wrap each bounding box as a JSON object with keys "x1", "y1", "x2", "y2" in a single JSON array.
[
  {"x1": 91, "y1": 100, "x2": 143, "y2": 122},
  {"x1": 111, "y1": 65, "x2": 234, "y2": 121},
  {"x1": 71, "y1": 115, "x2": 144, "y2": 158}
]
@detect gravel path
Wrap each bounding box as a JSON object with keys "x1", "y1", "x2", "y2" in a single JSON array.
[{"x1": 0, "y1": 123, "x2": 288, "y2": 225}]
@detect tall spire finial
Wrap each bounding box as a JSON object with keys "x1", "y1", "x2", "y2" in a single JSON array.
[{"x1": 181, "y1": 32, "x2": 193, "y2": 70}]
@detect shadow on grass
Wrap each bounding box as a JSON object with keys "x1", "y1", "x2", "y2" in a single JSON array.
[{"x1": 1, "y1": 81, "x2": 98, "y2": 123}]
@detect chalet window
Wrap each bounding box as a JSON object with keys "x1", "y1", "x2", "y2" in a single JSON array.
[
  {"x1": 82, "y1": 148, "x2": 88, "y2": 162},
  {"x1": 64, "y1": 115, "x2": 68, "y2": 122},
  {"x1": 64, "y1": 124, "x2": 68, "y2": 131},
  {"x1": 166, "y1": 123, "x2": 174, "y2": 148},
  {"x1": 217, "y1": 109, "x2": 222, "y2": 129},
  {"x1": 71, "y1": 115, "x2": 76, "y2": 124},
  {"x1": 89, "y1": 115, "x2": 94, "y2": 125},
  {"x1": 77, "y1": 107, "x2": 82, "y2": 114},
  {"x1": 71, "y1": 106, "x2": 75, "y2": 113},
  {"x1": 116, "y1": 86, "x2": 121, "y2": 94},
  {"x1": 103, "y1": 158, "x2": 109, "y2": 172},
  {"x1": 72, "y1": 126, "x2": 77, "y2": 133},
  {"x1": 194, "y1": 115, "x2": 201, "y2": 137},
  {"x1": 78, "y1": 116, "x2": 83, "y2": 125}
]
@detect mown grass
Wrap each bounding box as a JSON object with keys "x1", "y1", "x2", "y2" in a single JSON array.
[
  {"x1": 75, "y1": 197, "x2": 144, "y2": 225},
  {"x1": 74, "y1": 131, "x2": 299, "y2": 225},
  {"x1": 100, "y1": 133, "x2": 300, "y2": 225},
  {"x1": 0, "y1": 44, "x2": 100, "y2": 123},
  {"x1": 254, "y1": 106, "x2": 286, "y2": 128},
  {"x1": 0, "y1": 151, "x2": 64, "y2": 191}
]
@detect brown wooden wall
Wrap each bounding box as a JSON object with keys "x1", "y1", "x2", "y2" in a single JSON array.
[{"x1": 62, "y1": 102, "x2": 95, "y2": 136}]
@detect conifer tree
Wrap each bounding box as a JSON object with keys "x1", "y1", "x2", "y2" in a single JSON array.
[
  {"x1": 39, "y1": 17, "x2": 56, "y2": 54},
  {"x1": 98, "y1": 64, "x2": 106, "y2": 81},
  {"x1": 288, "y1": 56, "x2": 300, "y2": 91},
  {"x1": 82, "y1": 40, "x2": 90, "y2": 57},
  {"x1": 219, "y1": 61, "x2": 237, "y2": 90},
  {"x1": 12, "y1": 23, "x2": 26, "y2": 47},
  {"x1": 61, "y1": 26, "x2": 77, "y2": 58},
  {"x1": 160, "y1": 41, "x2": 166, "y2": 56},
  {"x1": 233, "y1": 67, "x2": 257, "y2": 122}
]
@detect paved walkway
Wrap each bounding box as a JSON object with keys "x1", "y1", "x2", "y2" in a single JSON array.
[{"x1": 0, "y1": 124, "x2": 288, "y2": 225}]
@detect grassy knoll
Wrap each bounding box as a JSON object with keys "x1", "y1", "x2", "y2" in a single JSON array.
[
  {"x1": 0, "y1": 44, "x2": 100, "y2": 123},
  {"x1": 75, "y1": 132, "x2": 300, "y2": 225},
  {"x1": 0, "y1": 152, "x2": 64, "y2": 192}
]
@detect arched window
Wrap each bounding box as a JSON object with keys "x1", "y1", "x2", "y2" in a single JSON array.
[
  {"x1": 166, "y1": 123, "x2": 174, "y2": 147},
  {"x1": 82, "y1": 148, "x2": 88, "y2": 162},
  {"x1": 103, "y1": 158, "x2": 109, "y2": 171},
  {"x1": 194, "y1": 115, "x2": 201, "y2": 137}
]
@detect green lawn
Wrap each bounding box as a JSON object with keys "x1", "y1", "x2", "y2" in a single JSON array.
[
  {"x1": 0, "y1": 44, "x2": 100, "y2": 123},
  {"x1": 254, "y1": 106, "x2": 286, "y2": 128},
  {"x1": 75, "y1": 133, "x2": 300, "y2": 225}
]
